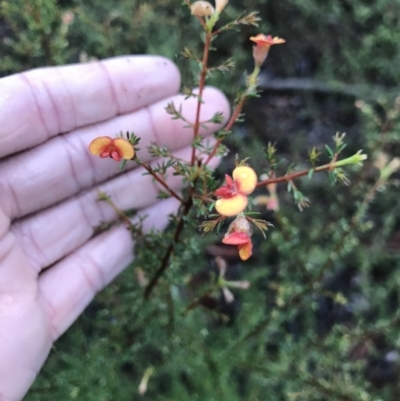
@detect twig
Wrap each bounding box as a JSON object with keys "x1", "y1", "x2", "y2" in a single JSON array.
[
  {"x1": 191, "y1": 30, "x2": 213, "y2": 166},
  {"x1": 144, "y1": 196, "x2": 193, "y2": 299},
  {"x1": 204, "y1": 95, "x2": 246, "y2": 165},
  {"x1": 140, "y1": 162, "x2": 184, "y2": 202},
  {"x1": 101, "y1": 196, "x2": 134, "y2": 229},
  {"x1": 144, "y1": 18, "x2": 214, "y2": 298},
  {"x1": 181, "y1": 286, "x2": 217, "y2": 316},
  {"x1": 256, "y1": 162, "x2": 339, "y2": 188}
]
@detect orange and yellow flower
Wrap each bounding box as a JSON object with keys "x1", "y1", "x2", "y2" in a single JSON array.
[
  {"x1": 250, "y1": 34, "x2": 286, "y2": 66},
  {"x1": 222, "y1": 215, "x2": 253, "y2": 260},
  {"x1": 89, "y1": 136, "x2": 134, "y2": 162},
  {"x1": 250, "y1": 34, "x2": 286, "y2": 48},
  {"x1": 214, "y1": 166, "x2": 257, "y2": 217}
]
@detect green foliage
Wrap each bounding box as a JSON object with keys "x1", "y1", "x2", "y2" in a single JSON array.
[{"x1": 265, "y1": 0, "x2": 400, "y2": 86}]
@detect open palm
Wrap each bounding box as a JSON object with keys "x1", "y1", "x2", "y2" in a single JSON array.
[{"x1": 0, "y1": 55, "x2": 229, "y2": 400}]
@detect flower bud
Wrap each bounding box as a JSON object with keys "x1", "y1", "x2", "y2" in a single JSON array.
[
  {"x1": 191, "y1": 1, "x2": 215, "y2": 16},
  {"x1": 250, "y1": 34, "x2": 286, "y2": 66},
  {"x1": 253, "y1": 45, "x2": 270, "y2": 67},
  {"x1": 61, "y1": 11, "x2": 74, "y2": 26},
  {"x1": 215, "y1": 0, "x2": 228, "y2": 13},
  {"x1": 138, "y1": 367, "x2": 155, "y2": 395},
  {"x1": 228, "y1": 214, "x2": 253, "y2": 237}
]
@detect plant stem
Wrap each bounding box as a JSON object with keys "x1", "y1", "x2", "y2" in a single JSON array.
[
  {"x1": 140, "y1": 162, "x2": 184, "y2": 202},
  {"x1": 204, "y1": 95, "x2": 246, "y2": 165},
  {"x1": 256, "y1": 162, "x2": 339, "y2": 188},
  {"x1": 102, "y1": 197, "x2": 134, "y2": 229},
  {"x1": 181, "y1": 285, "x2": 217, "y2": 316},
  {"x1": 144, "y1": 196, "x2": 193, "y2": 299},
  {"x1": 191, "y1": 30, "x2": 213, "y2": 166},
  {"x1": 144, "y1": 20, "x2": 214, "y2": 299}
]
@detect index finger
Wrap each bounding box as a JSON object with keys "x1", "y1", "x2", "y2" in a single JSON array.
[{"x1": 0, "y1": 55, "x2": 180, "y2": 158}]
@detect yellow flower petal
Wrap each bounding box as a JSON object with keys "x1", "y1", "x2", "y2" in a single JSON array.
[
  {"x1": 114, "y1": 138, "x2": 135, "y2": 160},
  {"x1": 232, "y1": 166, "x2": 257, "y2": 195},
  {"x1": 238, "y1": 241, "x2": 252, "y2": 261},
  {"x1": 215, "y1": 194, "x2": 248, "y2": 217},
  {"x1": 89, "y1": 136, "x2": 112, "y2": 155}
]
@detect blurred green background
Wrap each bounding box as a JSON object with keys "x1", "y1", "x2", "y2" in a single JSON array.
[{"x1": 1, "y1": 0, "x2": 400, "y2": 400}]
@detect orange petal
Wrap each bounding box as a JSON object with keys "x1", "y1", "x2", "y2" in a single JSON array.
[
  {"x1": 233, "y1": 166, "x2": 257, "y2": 195},
  {"x1": 215, "y1": 194, "x2": 248, "y2": 217},
  {"x1": 250, "y1": 34, "x2": 286, "y2": 47},
  {"x1": 113, "y1": 138, "x2": 135, "y2": 160},
  {"x1": 238, "y1": 241, "x2": 252, "y2": 261},
  {"x1": 89, "y1": 136, "x2": 112, "y2": 156},
  {"x1": 272, "y1": 36, "x2": 286, "y2": 44}
]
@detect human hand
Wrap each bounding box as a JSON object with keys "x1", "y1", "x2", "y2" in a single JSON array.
[{"x1": 0, "y1": 56, "x2": 229, "y2": 400}]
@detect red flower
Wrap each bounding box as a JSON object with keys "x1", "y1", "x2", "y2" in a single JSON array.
[
  {"x1": 89, "y1": 136, "x2": 134, "y2": 162},
  {"x1": 222, "y1": 215, "x2": 253, "y2": 260},
  {"x1": 222, "y1": 231, "x2": 252, "y2": 261}
]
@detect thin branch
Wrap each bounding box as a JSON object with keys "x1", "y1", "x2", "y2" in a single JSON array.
[
  {"x1": 140, "y1": 162, "x2": 184, "y2": 203},
  {"x1": 204, "y1": 95, "x2": 246, "y2": 165},
  {"x1": 191, "y1": 30, "x2": 213, "y2": 166},
  {"x1": 144, "y1": 196, "x2": 193, "y2": 299},
  {"x1": 256, "y1": 162, "x2": 339, "y2": 188},
  {"x1": 101, "y1": 196, "x2": 134, "y2": 229}
]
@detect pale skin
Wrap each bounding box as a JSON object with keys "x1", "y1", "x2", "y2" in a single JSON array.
[{"x1": 0, "y1": 55, "x2": 230, "y2": 400}]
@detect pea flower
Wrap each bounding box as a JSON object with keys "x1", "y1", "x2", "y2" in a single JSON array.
[
  {"x1": 222, "y1": 215, "x2": 253, "y2": 261},
  {"x1": 250, "y1": 34, "x2": 286, "y2": 66},
  {"x1": 214, "y1": 166, "x2": 257, "y2": 217},
  {"x1": 89, "y1": 136, "x2": 134, "y2": 162}
]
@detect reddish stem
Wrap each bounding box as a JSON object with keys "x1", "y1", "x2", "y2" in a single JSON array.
[
  {"x1": 144, "y1": 19, "x2": 213, "y2": 300},
  {"x1": 191, "y1": 31, "x2": 213, "y2": 166},
  {"x1": 204, "y1": 96, "x2": 246, "y2": 165},
  {"x1": 144, "y1": 196, "x2": 193, "y2": 299},
  {"x1": 256, "y1": 162, "x2": 337, "y2": 188},
  {"x1": 141, "y1": 163, "x2": 184, "y2": 202}
]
